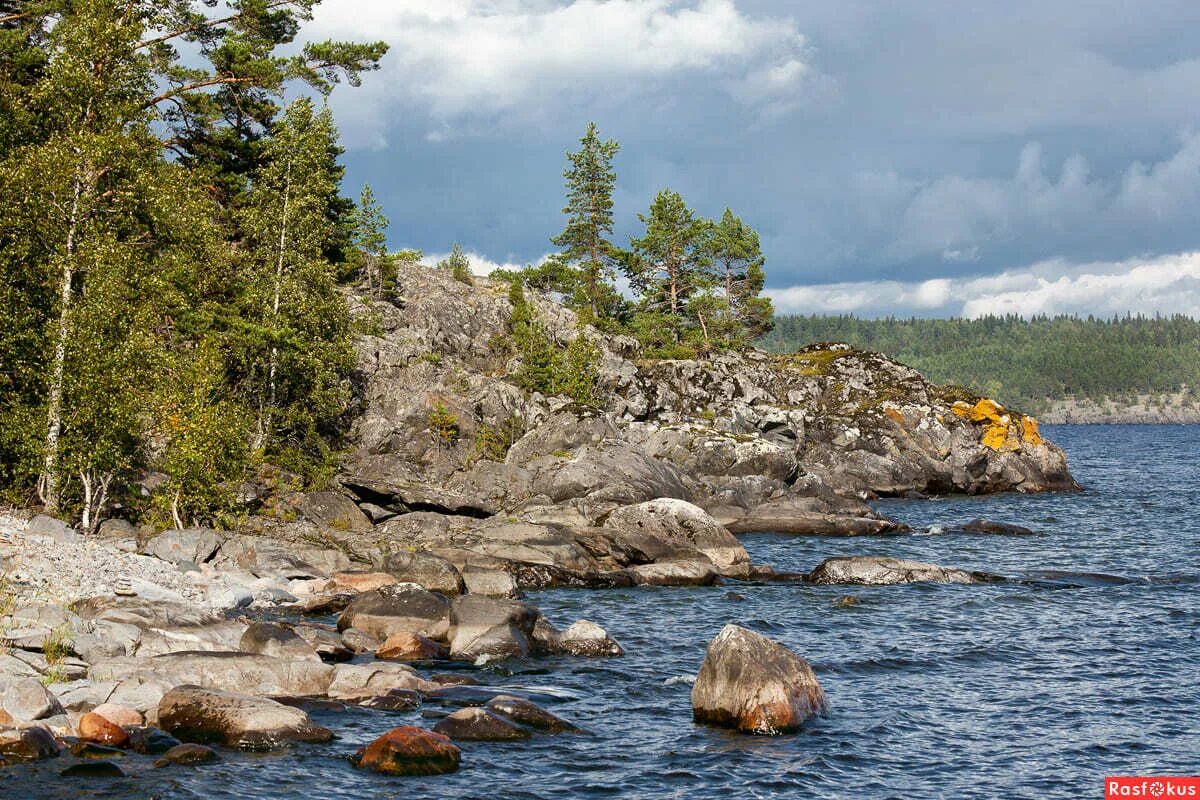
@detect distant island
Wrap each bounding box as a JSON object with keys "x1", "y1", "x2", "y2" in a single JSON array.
[{"x1": 761, "y1": 314, "x2": 1200, "y2": 423}]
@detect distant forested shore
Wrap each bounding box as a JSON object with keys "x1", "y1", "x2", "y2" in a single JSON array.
[{"x1": 760, "y1": 314, "x2": 1200, "y2": 420}]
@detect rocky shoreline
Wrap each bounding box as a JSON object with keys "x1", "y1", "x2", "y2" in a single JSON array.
[{"x1": 0, "y1": 264, "x2": 1080, "y2": 778}]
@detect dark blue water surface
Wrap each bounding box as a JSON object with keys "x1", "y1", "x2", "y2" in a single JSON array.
[{"x1": 3, "y1": 425, "x2": 1198, "y2": 799}]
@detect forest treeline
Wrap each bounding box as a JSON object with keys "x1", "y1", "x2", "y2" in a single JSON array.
[
  {"x1": 760, "y1": 314, "x2": 1200, "y2": 411},
  {"x1": 0, "y1": 2, "x2": 775, "y2": 530}
]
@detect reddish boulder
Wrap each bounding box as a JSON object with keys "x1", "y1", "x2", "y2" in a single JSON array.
[
  {"x1": 351, "y1": 726, "x2": 461, "y2": 776},
  {"x1": 78, "y1": 712, "x2": 130, "y2": 748},
  {"x1": 376, "y1": 632, "x2": 447, "y2": 661}
]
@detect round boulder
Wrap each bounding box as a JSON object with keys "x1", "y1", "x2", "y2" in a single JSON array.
[
  {"x1": 78, "y1": 712, "x2": 129, "y2": 747},
  {"x1": 239, "y1": 622, "x2": 322, "y2": 662},
  {"x1": 351, "y1": 726, "x2": 461, "y2": 776},
  {"x1": 691, "y1": 624, "x2": 827, "y2": 735}
]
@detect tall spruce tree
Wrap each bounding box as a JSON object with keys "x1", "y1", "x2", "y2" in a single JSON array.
[
  {"x1": 551, "y1": 122, "x2": 621, "y2": 321},
  {"x1": 350, "y1": 183, "x2": 388, "y2": 294},
  {"x1": 710, "y1": 208, "x2": 773, "y2": 344}
]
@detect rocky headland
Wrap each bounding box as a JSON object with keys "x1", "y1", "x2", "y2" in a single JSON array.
[{"x1": 0, "y1": 262, "x2": 1078, "y2": 774}]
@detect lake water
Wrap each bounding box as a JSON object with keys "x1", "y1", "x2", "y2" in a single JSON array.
[{"x1": 3, "y1": 424, "x2": 1198, "y2": 799}]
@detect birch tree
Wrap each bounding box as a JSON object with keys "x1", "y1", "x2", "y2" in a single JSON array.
[{"x1": 238, "y1": 98, "x2": 353, "y2": 469}]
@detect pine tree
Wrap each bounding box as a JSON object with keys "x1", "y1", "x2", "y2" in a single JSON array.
[
  {"x1": 439, "y1": 242, "x2": 473, "y2": 284},
  {"x1": 710, "y1": 208, "x2": 773, "y2": 345},
  {"x1": 551, "y1": 122, "x2": 621, "y2": 321},
  {"x1": 351, "y1": 183, "x2": 388, "y2": 295},
  {"x1": 627, "y1": 189, "x2": 712, "y2": 338}
]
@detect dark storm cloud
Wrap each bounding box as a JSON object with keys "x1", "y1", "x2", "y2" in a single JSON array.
[{"x1": 309, "y1": 1, "x2": 1200, "y2": 315}]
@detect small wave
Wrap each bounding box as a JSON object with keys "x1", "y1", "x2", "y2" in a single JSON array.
[{"x1": 664, "y1": 674, "x2": 696, "y2": 686}]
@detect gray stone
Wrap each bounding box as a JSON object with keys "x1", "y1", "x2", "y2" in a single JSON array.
[
  {"x1": 805, "y1": 556, "x2": 1003, "y2": 585},
  {"x1": 692, "y1": 624, "x2": 826, "y2": 735},
  {"x1": 1, "y1": 677, "x2": 65, "y2": 721},
  {"x1": 448, "y1": 595, "x2": 538, "y2": 660},
  {"x1": 142, "y1": 528, "x2": 222, "y2": 565},
  {"x1": 337, "y1": 583, "x2": 452, "y2": 642},
  {"x1": 239, "y1": 623, "x2": 322, "y2": 663},
  {"x1": 603, "y1": 498, "x2": 750, "y2": 574},
  {"x1": 382, "y1": 550, "x2": 466, "y2": 595},
  {"x1": 26, "y1": 514, "x2": 82, "y2": 544},
  {"x1": 158, "y1": 685, "x2": 333, "y2": 749}
]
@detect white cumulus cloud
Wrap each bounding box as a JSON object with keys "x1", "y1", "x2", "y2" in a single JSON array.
[
  {"x1": 767, "y1": 252, "x2": 1200, "y2": 319},
  {"x1": 309, "y1": 0, "x2": 813, "y2": 138}
]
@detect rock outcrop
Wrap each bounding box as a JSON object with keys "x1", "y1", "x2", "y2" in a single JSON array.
[{"x1": 691, "y1": 624, "x2": 826, "y2": 735}]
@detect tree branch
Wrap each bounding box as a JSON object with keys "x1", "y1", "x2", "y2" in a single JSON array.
[
  {"x1": 144, "y1": 75, "x2": 257, "y2": 109},
  {"x1": 135, "y1": 0, "x2": 297, "y2": 50}
]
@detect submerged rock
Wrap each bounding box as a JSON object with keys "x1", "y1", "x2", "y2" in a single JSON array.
[
  {"x1": 157, "y1": 685, "x2": 334, "y2": 749},
  {"x1": 958, "y1": 519, "x2": 1035, "y2": 536},
  {"x1": 432, "y1": 707, "x2": 532, "y2": 741},
  {"x1": 806, "y1": 556, "x2": 1003, "y2": 585},
  {"x1": 0, "y1": 726, "x2": 61, "y2": 761},
  {"x1": 691, "y1": 624, "x2": 827, "y2": 735},
  {"x1": 484, "y1": 695, "x2": 580, "y2": 733},
  {"x1": 61, "y1": 759, "x2": 126, "y2": 777},
  {"x1": 351, "y1": 726, "x2": 461, "y2": 776},
  {"x1": 154, "y1": 742, "x2": 219, "y2": 767}
]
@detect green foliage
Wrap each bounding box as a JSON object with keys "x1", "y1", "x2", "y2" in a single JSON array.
[
  {"x1": 551, "y1": 122, "x2": 621, "y2": 319},
  {"x1": 0, "y1": 2, "x2": 383, "y2": 528},
  {"x1": 507, "y1": 281, "x2": 602, "y2": 403},
  {"x1": 349, "y1": 183, "x2": 389, "y2": 291},
  {"x1": 761, "y1": 314, "x2": 1200, "y2": 412},
  {"x1": 439, "y1": 242, "x2": 473, "y2": 284},
  {"x1": 471, "y1": 416, "x2": 524, "y2": 464},
  {"x1": 428, "y1": 402, "x2": 460, "y2": 448}
]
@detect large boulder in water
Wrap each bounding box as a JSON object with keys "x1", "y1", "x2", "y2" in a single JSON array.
[
  {"x1": 157, "y1": 685, "x2": 333, "y2": 749},
  {"x1": 448, "y1": 595, "x2": 538, "y2": 660},
  {"x1": 806, "y1": 556, "x2": 1002, "y2": 585},
  {"x1": 336, "y1": 583, "x2": 452, "y2": 641},
  {"x1": 602, "y1": 498, "x2": 750, "y2": 575},
  {"x1": 352, "y1": 726, "x2": 461, "y2": 776},
  {"x1": 691, "y1": 624, "x2": 826, "y2": 735}
]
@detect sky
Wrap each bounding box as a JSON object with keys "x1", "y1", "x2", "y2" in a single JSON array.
[{"x1": 304, "y1": 0, "x2": 1200, "y2": 318}]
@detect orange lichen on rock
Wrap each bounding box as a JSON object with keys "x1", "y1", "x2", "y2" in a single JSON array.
[
  {"x1": 968, "y1": 398, "x2": 1005, "y2": 423},
  {"x1": 1021, "y1": 416, "x2": 1043, "y2": 446},
  {"x1": 982, "y1": 424, "x2": 1011, "y2": 451},
  {"x1": 884, "y1": 407, "x2": 906, "y2": 426},
  {"x1": 951, "y1": 401, "x2": 972, "y2": 418}
]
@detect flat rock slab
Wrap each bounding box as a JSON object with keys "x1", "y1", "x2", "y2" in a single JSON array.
[
  {"x1": 158, "y1": 685, "x2": 333, "y2": 749},
  {"x1": 805, "y1": 556, "x2": 1003, "y2": 585}
]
